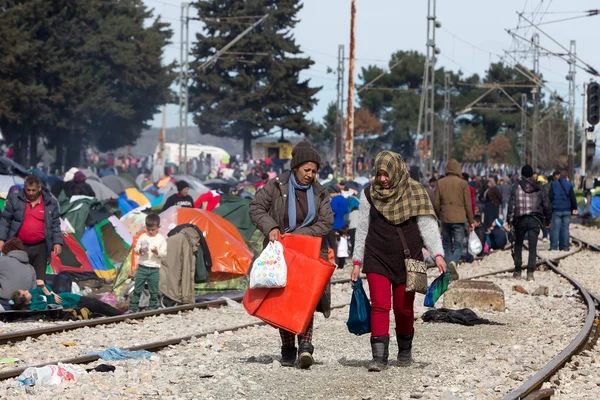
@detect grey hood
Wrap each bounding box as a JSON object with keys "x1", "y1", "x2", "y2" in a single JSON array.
[{"x1": 7, "y1": 250, "x2": 31, "y2": 264}]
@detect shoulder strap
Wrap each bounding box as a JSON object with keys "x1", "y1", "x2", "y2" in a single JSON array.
[
  {"x1": 395, "y1": 226, "x2": 412, "y2": 259},
  {"x1": 558, "y1": 180, "x2": 570, "y2": 198}
]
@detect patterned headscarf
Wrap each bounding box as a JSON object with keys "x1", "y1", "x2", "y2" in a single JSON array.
[{"x1": 369, "y1": 151, "x2": 436, "y2": 225}]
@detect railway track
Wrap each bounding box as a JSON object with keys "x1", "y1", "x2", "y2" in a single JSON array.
[{"x1": 0, "y1": 240, "x2": 598, "y2": 400}]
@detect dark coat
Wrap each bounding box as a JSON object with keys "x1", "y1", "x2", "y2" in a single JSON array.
[
  {"x1": 549, "y1": 178, "x2": 577, "y2": 212},
  {"x1": 0, "y1": 188, "x2": 63, "y2": 263},
  {"x1": 507, "y1": 178, "x2": 552, "y2": 226},
  {"x1": 249, "y1": 171, "x2": 334, "y2": 316},
  {"x1": 71, "y1": 181, "x2": 96, "y2": 198},
  {"x1": 249, "y1": 171, "x2": 334, "y2": 260}
]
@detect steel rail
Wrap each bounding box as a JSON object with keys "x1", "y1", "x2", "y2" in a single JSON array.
[
  {"x1": 0, "y1": 302, "x2": 351, "y2": 380},
  {"x1": 504, "y1": 255, "x2": 596, "y2": 400},
  {"x1": 0, "y1": 277, "x2": 355, "y2": 346}
]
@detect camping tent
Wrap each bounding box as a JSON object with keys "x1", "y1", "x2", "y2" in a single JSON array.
[
  {"x1": 115, "y1": 207, "x2": 252, "y2": 283},
  {"x1": 120, "y1": 211, "x2": 150, "y2": 238},
  {"x1": 87, "y1": 180, "x2": 118, "y2": 200},
  {"x1": 102, "y1": 175, "x2": 134, "y2": 195},
  {"x1": 49, "y1": 233, "x2": 99, "y2": 280},
  {"x1": 213, "y1": 196, "x2": 256, "y2": 242},
  {"x1": 80, "y1": 219, "x2": 130, "y2": 281},
  {"x1": 0, "y1": 175, "x2": 23, "y2": 197},
  {"x1": 80, "y1": 168, "x2": 101, "y2": 182},
  {"x1": 0, "y1": 157, "x2": 28, "y2": 178},
  {"x1": 113, "y1": 207, "x2": 252, "y2": 299}
]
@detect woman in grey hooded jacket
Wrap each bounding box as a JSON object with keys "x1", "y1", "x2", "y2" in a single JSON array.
[{"x1": 0, "y1": 238, "x2": 36, "y2": 301}]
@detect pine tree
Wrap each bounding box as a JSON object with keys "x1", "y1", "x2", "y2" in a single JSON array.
[
  {"x1": 189, "y1": 0, "x2": 320, "y2": 157},
  {"x1": 0, "y1": 0, "x2": 174, "y2": 167}
]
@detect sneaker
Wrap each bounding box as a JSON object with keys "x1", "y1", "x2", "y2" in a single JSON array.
[
  {"x1": 526, "y1": 274, "x2": 534, "y2": 282},
  {"x1": 447, "y1": 261, "x2": 460, "y2": 281},
  {"x1": 298, "y1": 343, "x2": 314, "y2": 369},
  {"x1": 512, "y1": 271, "x2": 521, "y2": 280},
  {"x1": 298, "y1": 352, "x2": 314, "y2": 369},
  {"x1": 542, "y1": 238, "x2": 548, "y2": 243}
]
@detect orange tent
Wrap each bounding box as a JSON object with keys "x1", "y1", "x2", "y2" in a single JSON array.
[{"x1": 129, "y1": 207, "x2": 253, "y2": 276}]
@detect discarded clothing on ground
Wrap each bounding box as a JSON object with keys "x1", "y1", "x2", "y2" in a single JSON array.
[
  {"x1": 421, "y1": 308, "x2": 504, "y2": 326},
  {"x1": 88, "y1": 347, "x2": 152, "y2": 361},
  {"x1": 86, "y1": 364, "x2": 116, "y2": 373}
]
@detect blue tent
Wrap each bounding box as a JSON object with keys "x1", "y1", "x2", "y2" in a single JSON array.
[{"x1": 81, "y1": 227, "x2": 114, "y2": 279}]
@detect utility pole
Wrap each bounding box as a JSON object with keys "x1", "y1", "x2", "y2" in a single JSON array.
[
  {"x1": 335, "y1": 45, "x2": 345, "y2": 176},
  {"x1": 443, "y1": 72, "x2": 451, "y2": 162},
  {"x1": 418, "y1": 0, "x2": 439, "y2": 174},
  {"x1": 531, "y1": 33, "x2": 540, "y2": 170},
  {"x1": 520, "y1": 93, "x2": 527, "y2": 165},
  {"x1": 159, "y1": 105, "x2": 166, "y2": 165},
  {"x1": 179, "y1": 2, "x2": 191, "y2": 173},
  {"x1": 567, "y1": 40, "x2": 576, "y2": 180},
  {"x1": 582, "y1": 82, "x2": 588, "y2": 176},
  {"x1": 344, "y1": 0, "x2": 356, "y2": 179}
]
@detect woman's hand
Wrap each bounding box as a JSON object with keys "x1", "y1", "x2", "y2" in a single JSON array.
[
  {"x1": 351, "y1": 263, "x2": 361, "y2": 281},
  {"x1": 269, "y1": 228, "x2": 281, "y2": 242},
  {"x1": 435, "y1": 255, "x2": 447, "y2": 274},
  {"x1": 53, "y1": 293, "x2": 62, "y2": 305}
]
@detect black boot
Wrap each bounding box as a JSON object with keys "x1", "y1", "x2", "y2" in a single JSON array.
[
  {"x1": 298, "y1": 342, "x2": 314, "y2": 369},
  {"x1": 396, "y1": 331, "x2": 414, "y2": 367},
  {"x1": 368, "y1": 337, "x2": 389, "y2": 372},
  {"x1": 280, "y1": 346, "x2": 297, "y2": 367}
]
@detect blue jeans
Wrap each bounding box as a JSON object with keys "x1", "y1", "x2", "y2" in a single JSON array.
[
  {"x1": 442, "y1": 222, "x2": 465, "y2": 264},
  {"x1": 550, "y1": 211, "x2": 571, "y2": 251}
]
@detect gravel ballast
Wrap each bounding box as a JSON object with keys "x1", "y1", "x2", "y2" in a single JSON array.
[
  {"x1": 540, "y1": 248, "x2": 600, "y2": 399},
  {"x1": 0, "y1": 249, "x2": 589, "y2": 399}
]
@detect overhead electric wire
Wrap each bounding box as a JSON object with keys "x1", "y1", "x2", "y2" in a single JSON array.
[{"x1": 516, "y1": 12, "x2": 599, "y2": 76}]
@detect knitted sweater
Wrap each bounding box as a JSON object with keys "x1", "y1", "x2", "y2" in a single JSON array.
[{"x1": 353, "y1": 191, "x2": 444, "y2": 264}]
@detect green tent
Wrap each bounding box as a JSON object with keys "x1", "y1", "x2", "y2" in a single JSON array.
[{"x1": 213, "y1": 195, "x2": 256, "y2": 242}]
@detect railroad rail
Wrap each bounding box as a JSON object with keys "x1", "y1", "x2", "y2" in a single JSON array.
[{"x1": 0, "y1": 277, "x2": 355, "y2": 346}]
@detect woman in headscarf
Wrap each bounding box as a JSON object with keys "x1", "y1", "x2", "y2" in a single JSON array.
[
  {"x1": 249, "y1": 141, "x2": 333, "y2": 369},
  {"x1": 351, "y1": 151, "x2": 446, "y2": 372},
  {"x1": 483, "y1": 179, "x2": 502, "y2": 230}
]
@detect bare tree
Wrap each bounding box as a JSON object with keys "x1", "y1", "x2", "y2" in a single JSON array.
[{"x1": 535, "y1": 118, "x2": 568, "y2": 171}]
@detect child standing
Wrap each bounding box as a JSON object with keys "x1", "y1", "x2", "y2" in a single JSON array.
[
  {"x1": 129, "y1": 213, "x2": 167, "y2": 312},
  {"x1": 336, "y1": 229, "x2": 350, "y2": 270}
]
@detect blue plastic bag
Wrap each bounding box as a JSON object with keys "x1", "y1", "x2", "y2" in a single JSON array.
[
  {"x1": 424, "y1": 273, "x2": 450, "y2": 308},
  {"x1": 347, "y1": 280, "x2": 371, "y2": 335}
]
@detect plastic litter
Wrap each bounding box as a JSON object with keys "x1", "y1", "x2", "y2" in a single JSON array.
[
  {"x1": 17, "y1": 363, "x2": 85, "y2": 386},
  {"x1": 0, "y1": 358, "x2": 19, "y2": 364}
]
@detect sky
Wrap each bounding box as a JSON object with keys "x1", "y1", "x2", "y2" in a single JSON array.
[{"x1": 143, "y1": 0, "x2": 600, "y2": 132}]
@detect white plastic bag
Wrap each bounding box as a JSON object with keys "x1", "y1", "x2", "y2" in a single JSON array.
[
  {"x1": 468, "y1": 231, "x2": 483, "y2": 255},
  {"x1": 249, "y1": 241, "x2": 287, "y2": 289}
]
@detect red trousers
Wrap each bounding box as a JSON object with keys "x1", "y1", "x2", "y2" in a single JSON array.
[{"x1": 367, "y1": 273, "x2": 415, "y2": 337}]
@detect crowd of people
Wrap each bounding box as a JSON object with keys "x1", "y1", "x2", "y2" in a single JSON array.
[{"x1": 0, "y1": 137, "x2": 581, "y2": 373}]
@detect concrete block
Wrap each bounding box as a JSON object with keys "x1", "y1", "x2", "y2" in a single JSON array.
[{"x1": 443, "y1": 280, "x2": 505, "y2": 312}]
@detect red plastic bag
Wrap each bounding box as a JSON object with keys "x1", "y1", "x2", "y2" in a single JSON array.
[{"x1": 244, "y1": 235, "x2": 335, "y2": 334}]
